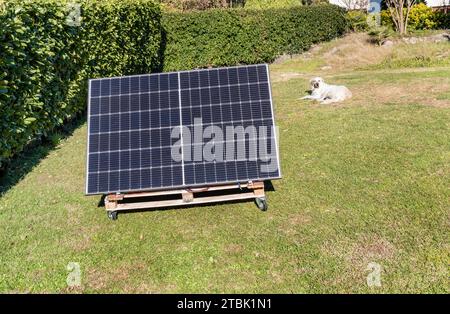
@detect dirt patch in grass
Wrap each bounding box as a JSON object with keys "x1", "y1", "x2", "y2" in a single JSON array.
[
  {"x1": 123, "y1": 282, "x2": 177, "y2": 293},
  {"x1": 224, "y1": 243, "x2": 244, "y2": 254},
  {"x1": 349, "y1": 236, "x2": 396, "y2": 266},
  {"x1": 321, "y1": 235, "x2": 396, "y2": 290},
  {"x1": 324, "y1": 235, "x2": 396, "y2": 267},
  {"x1": 84, "y1": 262, "x2": 168, "y2": 293},
  {"x1": 61, "y1": 285, "x2": 84, "y2": 294},
  {"x1": 84, "y1": 268, "x2": 111, "y2": 291},
  {"x1": 350, "y1": 80, "x2": 450, "y2": 108}
]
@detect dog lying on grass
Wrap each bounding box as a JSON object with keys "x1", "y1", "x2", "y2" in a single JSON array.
[{"x1": 301, "y1": 77, "x2": 352, "y2": 104}]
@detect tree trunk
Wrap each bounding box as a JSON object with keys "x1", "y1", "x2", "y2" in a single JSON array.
[{"x1": 399, "y1": 6, "x2": 405, "y2": 34}]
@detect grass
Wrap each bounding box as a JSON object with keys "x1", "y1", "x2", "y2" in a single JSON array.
[{"x1": 0, "y1": 33, "x2": 449, "y2": 293}]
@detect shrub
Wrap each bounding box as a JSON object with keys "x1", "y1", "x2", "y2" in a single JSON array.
[
  {"x1": 381, "y1": 4, "x2": 445, "y2": 31},
  {"x1": 367, "y1": 25, "x2": 392, "y2": 45},
  {"x1": 244, "y1": 0, "x2": 303, "y2": 9},
  {"x1": 161, "y1": 0, "x2": 230, "y2": 11},
  {"x1": 346, "y1": 10, "x2": 369, "y2": 32},
  {"x1": 0, "y1": 0, "x2": 162, "y2": 168},
  {"x1": 380, "y1": 9, "x2": 394, "y2": 29},
  {"x1": 435, "y1": 10, "x2": 450, "y2": 30},
  {"x1": 408, "y1": 3, "x2": 437, "y2": 30},
  {"x1": 162, "y1": 4, "x2": 348, "y2": 71}
]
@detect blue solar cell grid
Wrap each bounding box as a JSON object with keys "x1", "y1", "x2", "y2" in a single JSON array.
[{"x1": 86, "y1": 64, "x2": 280, "y2": 195}]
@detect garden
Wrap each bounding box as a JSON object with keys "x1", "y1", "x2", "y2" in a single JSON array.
[{"x1": 0, "y1": 0, "x2": 449, "y2": 293}]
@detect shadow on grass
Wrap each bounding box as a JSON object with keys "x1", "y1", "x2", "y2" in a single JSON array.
[{"x1": 0, "y1": 115, "x2": 86, "y2": 197}]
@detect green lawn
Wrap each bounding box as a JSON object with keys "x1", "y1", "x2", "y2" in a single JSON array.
[{"x1": 1, "y1": 35, "x2": 449, "y2": 293}]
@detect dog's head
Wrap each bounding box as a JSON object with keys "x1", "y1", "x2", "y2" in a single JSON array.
[{"x1": 310, "y1": 77, "x2": 324, "y2": 90}]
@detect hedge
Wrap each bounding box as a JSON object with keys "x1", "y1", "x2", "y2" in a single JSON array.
[
  {"x1": 162, "y1": 5, "x2": 348, "y2": 71},
  {"x1": 0, "y1": 0, "x2": 162, "y2": 168}
]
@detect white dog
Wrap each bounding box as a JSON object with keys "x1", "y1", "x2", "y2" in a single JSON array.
[{"x1": 301, "y1": 77, "x2": 352, "y2": 104}]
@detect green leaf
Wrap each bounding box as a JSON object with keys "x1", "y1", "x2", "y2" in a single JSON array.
[{"x1": 24, "y1": 117, "x2": 36, "y2": 125}]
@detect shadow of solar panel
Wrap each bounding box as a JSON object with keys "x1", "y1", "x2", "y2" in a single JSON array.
[{"x1": 86, "y1": 64, "x2": 280, "y2": 195}]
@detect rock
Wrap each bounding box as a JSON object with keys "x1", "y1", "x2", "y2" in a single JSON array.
[
  {"x1": 432, "y1": 33, "x2": 450, "y2": 43},
  {"x1": 403, "y1": 37, "x2": 419, "y2": 44},
  {"x1": 382, "y1": 40, "x2": 394, "y2": 47},
  {"x1": 321, "y1": 65, "x2": 332, "y2": 70}
]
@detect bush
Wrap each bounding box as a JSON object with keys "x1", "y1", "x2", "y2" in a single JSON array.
[
  {"x1": 435, "y1": 10, "x2": 450, "y2": 30},
  {"x1": 162, "y1": 4, "x2": 348, "y2": 71},
  {"x1": 381, "y1": 4, "x2": 447, "y2": 31},
  {"x1": 380, "y1": 9, "x2": 394, "y2": 29},
  {"x1": 0, "y1": 0, "x2": 162, "y2": 167},
  {"x1": 161, "y1": 0, "x2": 231, "y2": 11},
  {"x1": 244, "y1": 0, "x2": 303, "y2": 9},
  {"x1": 346, "y1": 10, "x2": 369, "y2": 32},
  {"x1": 367, "y1": 25, "x2": 392, "y2": 45},
  {"x1": 408, "y1": 3, "x2": 437, "y2": 30}
]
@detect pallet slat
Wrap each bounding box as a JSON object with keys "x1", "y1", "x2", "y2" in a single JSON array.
[{"x1": 105, "y1": 181, "x2": 265, "y2": 212}]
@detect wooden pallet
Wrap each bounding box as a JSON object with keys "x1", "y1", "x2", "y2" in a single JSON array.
[{"x1": 104, "y1": 181, "x2": 266, "y2": 220}]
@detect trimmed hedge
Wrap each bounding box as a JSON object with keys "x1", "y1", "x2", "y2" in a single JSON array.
[
  {"x1": 162, "y1": 5, "x2": 348, "y2": 71},
  {"x1": 0, "y1": 0, "x2": 162, "y2": 167}
]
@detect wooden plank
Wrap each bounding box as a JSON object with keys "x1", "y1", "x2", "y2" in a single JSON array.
[
  {"x1": 253, "y1": 187, "x2": 265, "y2": 198},
  {"x1": 105, "y1": 181, "x2": 266, "y2": 213},
  {"x1": 108, "y1": 192, "x2": 257, "y2": 212},
  {"x1": 107, "y1": 181, "x2": 261, "y2": 201},
  {"x1": 108, "y1": 189, "x2": 183, "y2": 200},
  {"x1": 251, "y1": 181, "x2": 264, "y2": 189},
  {"x1": 182, "y1": 191, "x2": 194, "y2": 202},
  {"x1": 104, "y1": 196, "x2": 117, "y2": 210}
]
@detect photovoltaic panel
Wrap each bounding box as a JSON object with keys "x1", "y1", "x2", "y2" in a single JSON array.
[{"x1": 86, "y1": 64, "x2": 281, "y2": 195}]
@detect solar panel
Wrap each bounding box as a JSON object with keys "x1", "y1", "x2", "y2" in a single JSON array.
[{"x1": 86, "y1": 64, "x2": 281, "y2": 195}]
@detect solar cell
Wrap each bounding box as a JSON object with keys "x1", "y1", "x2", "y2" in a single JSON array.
[{"x1": 86, "y1": 64, "x2": 280, "y2": 195}]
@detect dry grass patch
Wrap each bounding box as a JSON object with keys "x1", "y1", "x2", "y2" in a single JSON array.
[
  {"x1": 84, "y1": 261, "x2": 167, "y2": 293},
  {"x1": 349, "y1": 80, "x2": 450, "y2": 108},
  {"x1": 224, "y1": 243, "x2": 244, "y2": 254},
  {"x1": 278, "y1": 212, "x2": 312, "y2": 236},
  {"x1": 324, "y1": 235, "x2": 396, "y2": 268},
  {"x1": 321, "y1": 33, "x2": 393, "y2": 72}
]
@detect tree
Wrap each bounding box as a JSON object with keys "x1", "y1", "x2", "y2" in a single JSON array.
[{"x1": 384, "y1": 0, "x2": 417, "y2": 34}]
